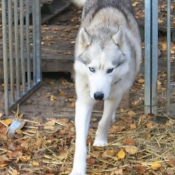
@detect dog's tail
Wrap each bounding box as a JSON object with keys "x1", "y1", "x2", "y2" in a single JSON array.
[{"x1": 72, "y1": 0, "x2": 86, "y2": 7}]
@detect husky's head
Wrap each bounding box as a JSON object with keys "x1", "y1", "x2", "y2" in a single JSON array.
[{"x1": 74, "y1": 27, "x2": 130, "y2": 100}]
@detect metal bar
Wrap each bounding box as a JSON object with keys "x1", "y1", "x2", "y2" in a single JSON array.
[
  {"x1": 20, "y1": 0, "x2": 26, "y2": 93},
  {"x1": 144, "y1": 0, "x2": 158, "y2": 114},
  {"x1": 166, "y1": 0, "x2": 171, "y2": 114},
  {"x1": 35, "y1": 0, "x2": 42, "y2": 82},
  {"x1": 32, "y1": 1, "x2": 37, "y2": 83},
  {"x1": 9, "y1": 82, "x2": 42, "y2": 112},
  {"x1": 151, "y1": 0, "x2": 158, "y2": 114},
  {"x1": 8, "y1": 0, "x2": 15, "y2": 103},
  {"x1": 2, "y1": 0, "x2": 42, "y2": 115},
  {"x1": 144, "y1": 0, "x2": 151, "y2": 114},
  {"x1": 14, "y1": 0, "x2": 20, "y2": 98},
  {"x1": 26, "y1": 0, "x2": 31, "y2": 89},
  {"x1": 2, "y1": 0, "x2": 9, "y2": 115}
]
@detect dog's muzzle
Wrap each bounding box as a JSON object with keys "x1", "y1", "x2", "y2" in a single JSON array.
[{"x1": 94, "y1": 92, "x2": 104, "y2": 101}]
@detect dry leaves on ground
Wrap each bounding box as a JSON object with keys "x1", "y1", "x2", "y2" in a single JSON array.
[{"x1": 0, "y1": 111, "x2": 175, "y2": 175}]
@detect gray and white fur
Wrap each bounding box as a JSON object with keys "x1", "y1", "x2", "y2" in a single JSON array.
[{"x1": 70, "y1": 0, "x2": 142, "y2": 174}]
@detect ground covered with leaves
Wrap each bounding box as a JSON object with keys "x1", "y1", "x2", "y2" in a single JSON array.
[{"x1": 0, "y1": 109, "x2": 175, "y2": 175}]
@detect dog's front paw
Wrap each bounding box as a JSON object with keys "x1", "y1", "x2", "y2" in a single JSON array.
[
  {"x1": 93, "y1": 138, "x2": 108, "y2": 147},
  {"x1": 69, "y1": 167, "x2": 86, "y2": 175},
  {"x1": 69, "y1": 171, "x2": 85, "y2": 175}
]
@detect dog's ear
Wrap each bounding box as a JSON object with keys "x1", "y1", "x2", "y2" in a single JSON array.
[
  {"x1": 112, "y1": 26, "x2": 124, "y2": 46},
  {"x1": 79, "y1": 27, "x2": 92, "y2": 49}
]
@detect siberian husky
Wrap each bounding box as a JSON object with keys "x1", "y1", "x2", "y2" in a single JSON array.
[{"x1": 70, "y1": 0, "x2": 142, "y2": 174}]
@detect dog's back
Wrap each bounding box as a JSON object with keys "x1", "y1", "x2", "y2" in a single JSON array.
[
  {"x1": 73, "y1": 0, "x2": 134, "y2": 18},
  {"x1": 83, "y1": 0, "x2": 134, "y2": 17}
]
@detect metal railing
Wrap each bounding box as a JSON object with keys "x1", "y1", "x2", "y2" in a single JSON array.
[
  {"x1": 166, "y1": 0, "x2": 172, "y2": 115},
  {"x1": 144, "y1": 0, "x2": 158, "y2": 114},
  {"x1": 144, "y1": 0, "x2": 172, "y2": 115},
  {"x1": 1, "y1": 0, "x2": 42, "y2": 115}
]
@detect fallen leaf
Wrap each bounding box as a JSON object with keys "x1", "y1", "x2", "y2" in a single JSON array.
[
  {"x1": 151, "y1": 162, "x2": 162, "y2": 169},
  {"x1": 157, "y1": 80, "x2": 161, "y2": 86},
  {"x1": 50, "y1": 95, "x2": 58, "y2": 101},
  {"x1": 107, "y1": 150, "x2": 115, "y2": 157},
  {"x1": 45, "y1": 120, "x2": 56, "y2": 126},
  {"x1": 21, "y1": 140, "x2": 30, "y2": 149},
  {"x1": 3, "y1": 119, "x2": 12, "y2": 125},
  {"x1": 32, "y1": 161, "x2": 39, "y2": 166},
  {"x1": 58, "y1": 150, "x2": 67, "y2": 160},
  {"x1": 166, "y1": 168, "x2": 174, "y2": 175},
  {"x1": 166, "y1": 120, "x2": 174, "y2": 126},
  {"x1": 49, "y1": 81, "x2": 55, "y2": 85},
  {"x1": 167, "y1": 159, "x2": 175, "y2": 166},
  {"x1": 8, "y1": 151, "x2": 23, "y2": 159},
  {"x1": 87, "y1": 157, "x2": 96, "y2": 165},
  {"x1": 59, "y1": 129, "x2": 66, "y2": 135},
  {"x1": 61, "y1": 80, "x2": 67, "y2": 86},
  {"x1": 160, "y1": 42, "x2": 167, "y2": 51},
  {"x1": 0, "y1": 164, "x2": 7, "y2": 169},
  {"x1": 130, "y1": 123, "x2": 136, "y2": 129},
  {"x1": 128, "y1": 110, "x2": 136, "y2": 117},
  {"x1": 109, "y1": 125, "x2": 125, "y2": 133},
  {"x1": 110, "y1": 168, "x2": 123, "y2": 175},
  {"x1": 137, "y1": 78, "x2": 144, "y2": 84},
  {"x1": 59, "y1": 90, "x2": 66, "y2": 96},
  {"x1": 124, "y1": 146, "x2": 138, "y2": 155},
  {"x1": 57, "y1": 118, "x2": 69, "y2": 124},
  {"x1": 102, "y1": 150, "x2": 115, "y2": 159},
  {"x1": 0, "y1": 123, "x2": 8, "y2": 135},
  {"x1": 117, "y1": 149, "x2": 126, "y2": 159},
  {"x1": 20, "y1": 156, "x2": 30, "y2": 162},
  {"x1": 146, "y1": 122, "x2": 153, "y2": 128},
  {"x1": 102, "y1": 151, "x2": 109, "y2": 159},
  {"x1": 8, "y1": 143, "x2": 16, "y2": 151},
  {"x1": 136, "y1": 165, "x2": 146, "y2": 175},
  {"x1": 124, "y1": 138, "x2": 135, "y2": 145},
  {"x1": 0, "y1": 133, "x2": 8, "y2": 139},
  {"x1": 15, "y1": 129, "x2": 23, "y2": 134},
  {"x1": 131, "y1": 101, "x2": 138, "y2": 107},
  {"x1": 132, "y1": 2, "x2": 139, "y2": 7},
  {"x1": 12, "y1": 170, "x2": 18, "y2": 175},
  {"x1": 70, "y1": 102, "x2": 75, "y2": 108},
  {"x1": 65, "y1": 27, "x2": 71, "y2": 32}
]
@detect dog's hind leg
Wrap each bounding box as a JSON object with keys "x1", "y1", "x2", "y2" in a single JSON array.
[
  {"x1": 70, "y1": 99, "x2": 94, "y2": 175},
  {"x1": 93, "y1": 96, "x2": 123, "y2": 147}
]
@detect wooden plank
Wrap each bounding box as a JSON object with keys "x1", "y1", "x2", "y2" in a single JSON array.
[
  {"x1": 41, "y1": 0, "x2": 71, "y2": 24},
  {"x1": 41, "y1": 25, "x2": 77, "y2": 77},
  {"x1": 0, "y1": 25, "x2": 78, "y2": 79}
]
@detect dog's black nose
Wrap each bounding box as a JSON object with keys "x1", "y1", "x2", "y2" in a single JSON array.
[{"x1": 94, "y1": 92, "x2": 104, "y2": 100}]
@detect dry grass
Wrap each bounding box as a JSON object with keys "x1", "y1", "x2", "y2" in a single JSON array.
[{"x1": 0, "y1": 110, "x2": 175, "y2": 175}]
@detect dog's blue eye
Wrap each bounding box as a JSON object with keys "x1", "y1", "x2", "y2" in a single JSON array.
[
  {"x1": 107, "y1": 68, "x2": 114, "y2": 74},
  {"x1": 89, "y1": 67, "x2": 95, "y2": 73}
]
